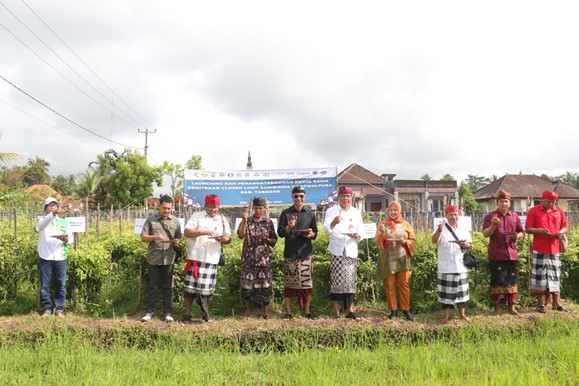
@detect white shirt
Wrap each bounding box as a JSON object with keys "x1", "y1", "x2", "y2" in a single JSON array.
[
  {"x1": 36, "y1": 213, "x2": 73, "y2": 261},
  {"x1": 436, "y1": 223, "x2": 472, "y2": 274},
  {"x1": 322, "y1": 204, "x2": 364, "y2": 258},
  {"x1": 185, "y1": 211, "x2": 231, "y2": 265}
]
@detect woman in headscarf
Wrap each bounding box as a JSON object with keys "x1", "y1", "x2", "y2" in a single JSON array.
[
  {"x1": 237, "y1": 197, "x2": 277, "y2": 318},
  {"x1": 374, "y1": 201, "x2": 416, "y2": 321}
]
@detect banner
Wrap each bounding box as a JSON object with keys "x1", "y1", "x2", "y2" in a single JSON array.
[{"x1": 184, "y1": 167, "x2": 337, "y2": 206}]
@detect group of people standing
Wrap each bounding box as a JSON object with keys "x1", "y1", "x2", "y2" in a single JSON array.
[{"x1": 35, "y1": 187, "x2": 571, "y2": 322}]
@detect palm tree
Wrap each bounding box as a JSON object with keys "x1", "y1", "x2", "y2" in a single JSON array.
[
  {"x1": 76, "y1": 170, "x2": 103, "y2": 207},
  {"x1": 0, "y1": 131, "x2": 22, "y2": 164}
]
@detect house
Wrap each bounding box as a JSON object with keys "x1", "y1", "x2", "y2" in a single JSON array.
[
  {"x1": 337, "y1": 163, "x2": 459, "y2": 215},
  {"x1": 473, "y1": 174, "x2": 579, "y2": 213}
]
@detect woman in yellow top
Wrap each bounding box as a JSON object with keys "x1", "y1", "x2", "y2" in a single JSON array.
[{"x1": 374, "y1": 201, "x2": 417, "y2": 321}]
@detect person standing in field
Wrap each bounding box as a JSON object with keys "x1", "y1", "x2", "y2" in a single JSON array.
[
  {"x1": 237, "y1": 197, "x2": 277, "y2": 319},
  {"x1": 322, "y1": 186, "x2": 364, "y2": 320},
  {"x1": 525, "y1": 191, "x2": 571, "y2": 313},
  {"x1": 140, "y1": 195, "x2": 182, "y2": 322},
  {"x1": 374, "y1": 201, "x2": 417, "y2": 321},
  {"x1": 36, "y1": 197, "x2": 73, "y2": 317},
  {"x1": 432, "y1": 205, "x2": 473, "y2": 324},
  {"x1": 482, "y1": 191, "x2": 524, "y2": 316},
  {"x1": 182, "y1": 194, "x2": 232, "y2": 323},
  {"x1": 277, "y1": 186, "x2": 318, "y2": 320}
]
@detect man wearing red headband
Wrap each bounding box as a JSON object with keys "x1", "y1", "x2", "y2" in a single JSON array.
[
  {"x1": 525, "y1": 191, "x2": 570, "y2": 313},
  {"x1": 432, "y1": 204, "x2": 473, "y2": 323},
  {"x1": 323, "y1": 186, "x2": 364, "y2": 320},
  {"x1": 277, "y1": 186, "x2": 319, "y2": 320},
  {"x1": 482, "y1": 191, "x2": 524, "y2": 316},
  {"x1": 182, "y1": 194, "x2": 232, "y2": 323}
]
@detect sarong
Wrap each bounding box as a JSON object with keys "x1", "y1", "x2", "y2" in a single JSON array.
[
  {"x1": 531, "y1": 251, "x2": 561, "y2": 295},
  {"x1": 438, "y1": 272, "x2": 469, "y2": 307},
  {"x1": 284, "y1": 256, "x2": 314, "y2": 290},
  {"x1": 490, "y1": 260, "x2": 518, "y2": 305},
  {"x1": 183, "y1": 261, "x2": 218, "y2": 296},
  {"x1": 330, "y1": 253, "x2": 357, "y2": 294}
]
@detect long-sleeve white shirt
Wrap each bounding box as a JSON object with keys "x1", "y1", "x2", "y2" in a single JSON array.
[
  {"x1": 322, "y1": 205, "x2": 364, "y2": 258},
  {"x1": 36, "y1": 213, "x2": 73, "y2": 261}
]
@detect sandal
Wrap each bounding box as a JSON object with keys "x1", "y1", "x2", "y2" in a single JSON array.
[
  {"x1": 536, "y1": 305, "x2": 546, "y2": 314},
  {"x1": 182, "y1": 314, "x2": 192, "y2": 324},
  {"x1": 556, "y1": 306, "x2": 572, "y2": 313},
  {"x1": 282, "y1": 313, "x2": 292, "y2": 320},
  {"x1": 346, "y1": 312, "x2": 361, "y2": 321},
  {"x1": 305, "y1": 312, "x2": 318, "y2": 320},
  {"x1": 332, "y1": 311, "x2": 340, "y2": 319},
  {"x1": 202, "y1": 313, "x2": 214, "y2": 323}
]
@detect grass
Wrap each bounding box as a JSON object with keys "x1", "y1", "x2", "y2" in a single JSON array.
[{"x1": 0, "y1": 314, "x2": 577, "y2": 385}]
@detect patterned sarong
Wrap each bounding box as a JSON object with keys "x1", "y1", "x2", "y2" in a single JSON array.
[
  {"x1": 183, "y1": 261, "x2": 218, "y2": 296},
  {"x1": 490, "y1": 260, "x2": 518, "y2": 305},
  {"x1": 531, "y1": 251, "x2": 561, "y2": 294},
  {"x1": 284, "y1": 256, "x2": 314, "y2": 289},
  {"x1": 438, "y1": 272, "x2": 469, "y2": 306},
  {"x1": 330, "y1": 253, "x2": 357, "y2": 294}
]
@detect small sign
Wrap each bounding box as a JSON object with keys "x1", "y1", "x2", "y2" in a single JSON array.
[
  {"x1": 67, "y1": 217, "x2": 86, "y2": 233},
  {"x1": 361, "y1": 223, "x2": 377, "y2": 240}
]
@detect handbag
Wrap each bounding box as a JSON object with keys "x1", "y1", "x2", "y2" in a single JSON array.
[
  {"x1": 560, "y1": 233, "x2": 568, "y2": 253},
  {"x1": 158, "y1": 219, "x2": 182, "y2": 263},
  {"x1": 218, "y1": 215, "x2": 226, "y2": 266},
  {"x1": 444, "y1": 223, "x2": 479, "y2": 269}
]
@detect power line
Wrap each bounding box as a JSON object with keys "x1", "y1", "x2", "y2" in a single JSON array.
[
  {"x1": 0, "y1": 74, "x2": 139, "y2": 149},
  {"x1": 18, "y1": 0, "x2": 155, "y2": 131}
]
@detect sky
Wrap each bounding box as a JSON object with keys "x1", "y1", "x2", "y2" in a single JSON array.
[{"x1": 2, "y1": 0, "x2": 579, "y2": 190}]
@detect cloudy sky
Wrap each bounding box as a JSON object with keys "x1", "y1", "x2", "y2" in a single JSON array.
[{"x1": 2, "y1": 0, "x2": 579, "y2": 187}]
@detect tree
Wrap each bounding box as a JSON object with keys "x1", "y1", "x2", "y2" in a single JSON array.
[
  {"x1": 440, "y1": 174, "x2": 454, "y2": 181},
  {"x1": 421, "y1": 173, "x2": 432, "y2": 181},
  {"x1": 51, "y1": 174, "x2": 77, "y2": 197},
  {"x1": 107, "y1": 150, "x2": 162, "y2": 206},
  {"x1": 557, "y1": 171, "x2": 579, "y2": 189},
  {"x1": 162, "y1": 161, "x2": 184, "y2": 199},
  {"x1": 465, "y1": 174, "x2": 491, "y2": 192},
  {"x1": 458, "y1": 181, "x2": 480, "y2": 214},
  {"x1": 0, "y1": 165, "x2": 25, "y2": 187},
  {"x1": 185, "y1": 155, "x2": 203, "y2": 171},
  {"x1": 76, "y1": 170, "x2": 103, "y2": 206},
  {"x1": 0, "y1": 131, "x2": 22, "y2": 165},
  {"x1": 22, "y1": 157, "x2": 50, "y2": 186}
]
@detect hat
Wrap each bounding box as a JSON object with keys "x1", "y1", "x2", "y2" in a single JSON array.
[
  {"x1": 338, "y1": 186, "x2": 353, "y2": 195},
  {"x1": 204, "y1": 194, "x2": 221, "y2": 206},
  {"x1": 44, "y1": 197, "x2": 58, "y2": 207},
  {"x1": 496, "y1": 191, "x2": 511, "y2": 200},
  {"x1": 292, "y1": 186, "x2": 306, "y2": 194},
  {"x1": 253, "y1": 197, "x2": 267, "y2": 207},
  {"x1": 444, "y1": 205, "x2": 460, "y2": 213},
  {"x1": 542, "y1": 191, "x2": 558, "y2": 200}
]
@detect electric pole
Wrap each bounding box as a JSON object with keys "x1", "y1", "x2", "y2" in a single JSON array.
[{"x1": 138, "y1": 129, "x2": 156, "y2": 164}]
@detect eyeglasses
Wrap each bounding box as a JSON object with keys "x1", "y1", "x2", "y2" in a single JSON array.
[{"x1": 293, "y1": 194, "x2": 305, "y2": 199}]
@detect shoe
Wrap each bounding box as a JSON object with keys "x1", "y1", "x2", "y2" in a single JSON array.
[
  {"x1": 404, "y1": 311, "x2": 414, "y2": 321},
  {"x1": 556, "y1": 306, "x2": 572, "y2": 313},
  {"x1": 141, "y1": 312, "x2": 154, "y2": 322},
  {"x1": 164, "y1": 314, "x2": 174, "y2": 322},
  {"x1": 182, "y1": 314, "x2": 192, "y2": 324},
  {"x1": 282, "y1": 313, "x2": 292, "y2": 320},
  {"x1": 332, "y1": 311, "x2": 340, "y2": 319},
  {"x1": 388, "y1": 310, "x2": 398, "y2": 319},
  {"x1": 305, "y1": 312, "x2": 318, "y2": 320},
  {"x1": 346, "y1": 312, "x2": 361, "y2": 321},
  {"x1": 536, "y1": 305, "x2": 546, "y2": 314}
]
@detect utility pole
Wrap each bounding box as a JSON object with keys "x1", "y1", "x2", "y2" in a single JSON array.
[{"x1": 138, "y1": 129, "x2": 156, "y2": 164}]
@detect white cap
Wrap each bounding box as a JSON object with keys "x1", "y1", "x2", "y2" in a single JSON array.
[{"x1": 44, "y1": 197, "x2": 58, "y2": 207}]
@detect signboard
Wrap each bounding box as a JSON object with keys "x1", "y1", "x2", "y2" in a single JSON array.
[
  {"x1": 67, "y1": 217, "x2": 86, "y2": 233},
  {"x1": 361, "y1": 223, "x2": 377, "y2": 240},
  {"x1": 184, "y1": 167, "x2": 337, "y2": 206}
]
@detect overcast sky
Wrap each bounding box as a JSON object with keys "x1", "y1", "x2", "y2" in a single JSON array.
[{"x1": 2, "y1": 0, "x2": 579, "y2": 188}]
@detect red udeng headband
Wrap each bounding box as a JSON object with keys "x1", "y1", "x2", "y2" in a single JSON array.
[
  {"x1": 205, "y1": 195, "x2": 220, "y2": 205},
  {"x1": 338, "y1": 186, "x2": 353, "y2": 195},
  {"x1": 445, "y1": 205, "x2": 459, "y2": 213},
  {"x1": 542, "y1": 191, "x2": 558, "y2": 200}
]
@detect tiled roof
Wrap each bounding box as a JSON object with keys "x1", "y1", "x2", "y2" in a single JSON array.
[
  {"x1": 337, "y1": 163, "x2": 386, "y2": 185},
  {"x1": 474, "y1": 174, "x2": 579, "y2": 200}
]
